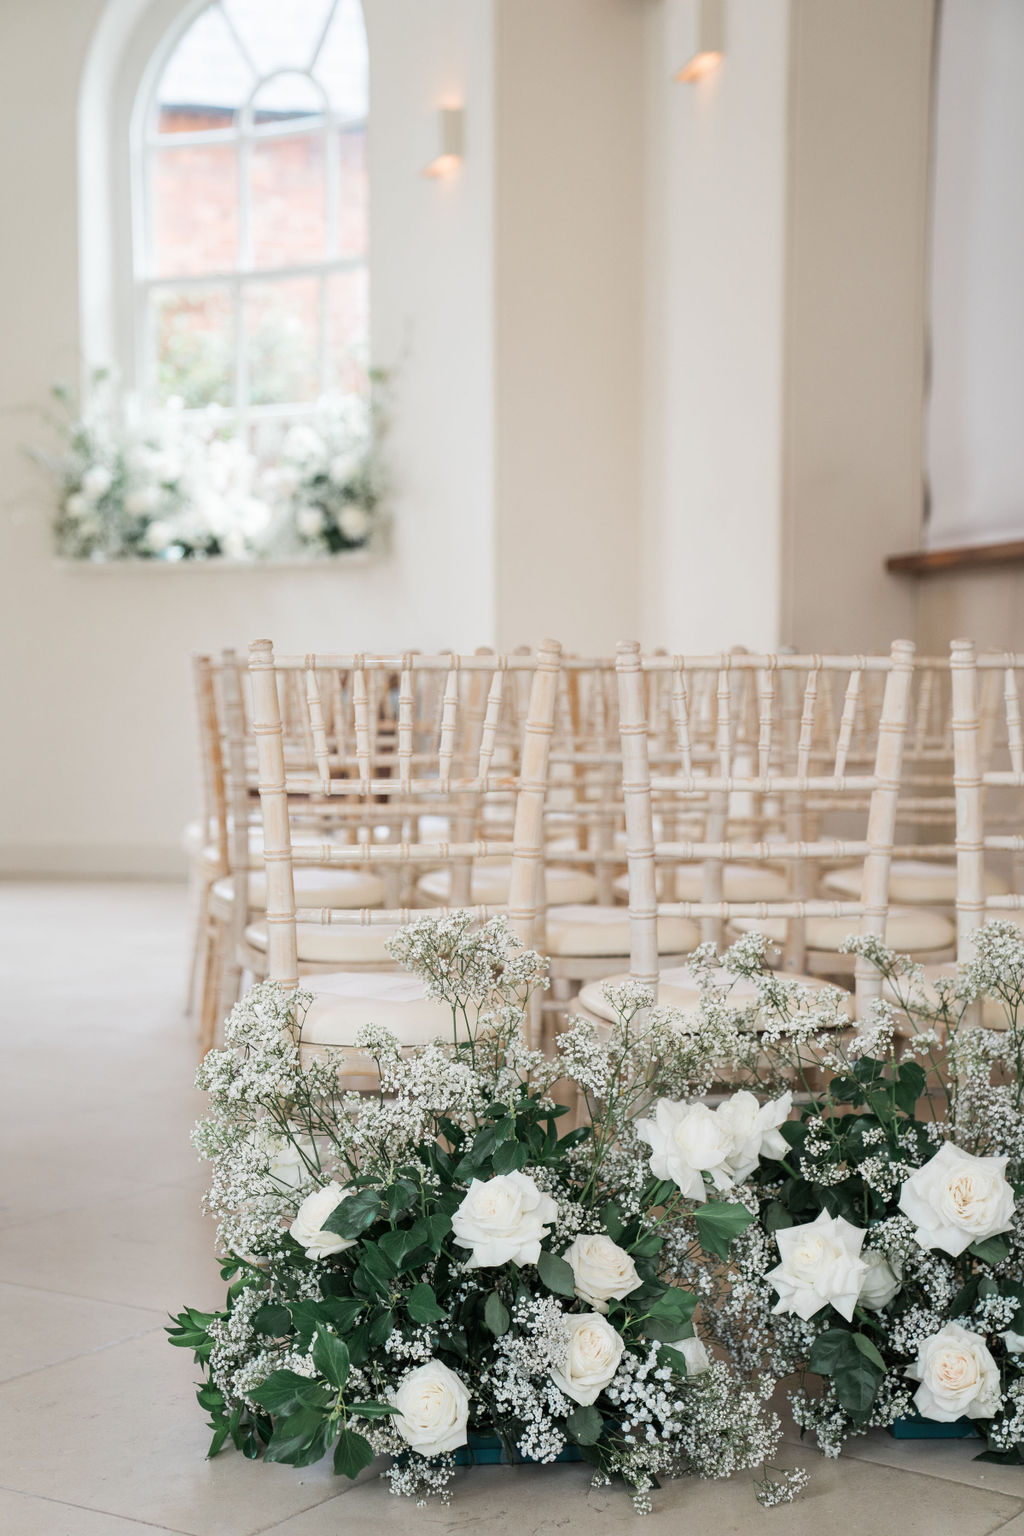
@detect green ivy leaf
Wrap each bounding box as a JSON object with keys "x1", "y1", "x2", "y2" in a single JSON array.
[
  {"x1": 312, "y1": 1329, "x2": 350, "y2": 1391},
  {"x1": 252, "y1": 1303, "x2": 292, "y2": 1338},
  {"x1": 263, "y1": 1407, "x2": 331, "y2": 1466},
  {"x1": 600, "y1": 1202, "x2": 625, "y2": 1242},
  {"x1": 321, "y1": 1187, "x2": 381, "y2": 1240},
  {"x1": 537, "y1": 1250, "x2": 576, "y2": 1298},
  {"x1": 250, "y1": 1370, "x2": 331, "y2": 1417},
  {"x1": 970, "y1": 1235, "x2": 1012, "y2": 1266},
  {"x1": 484, "y1": 1291, "x2": 511, "y2": 1337},
  {"x1": 348, "y1": 1400, "x2": 400, "y2": 1420},
  {"x1": 808, "y1": 1329, "x2": 856, "y2": 1376},
  {"x1": 693, "y1": 1200, "x2": 756, "y2": 1260},
  {"x1": 367, "y1": 1308, "x2": 395, "y2": 1348},
  {"x1": 407, "y1": 1283, "x2": 446, "y2": 1324},
  {"x1": 566, "y1": 1404, "x2": 604, "y2": 1445},
  {"x1": 852, "y1": 1332, "x2": 887, "y2": 1373},
  {"x1": 334, "y1": 1428, "x2": 375, "y2": 1479}
]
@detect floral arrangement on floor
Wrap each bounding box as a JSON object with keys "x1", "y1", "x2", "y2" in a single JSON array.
[
  {"x1": 33, "y1": 371, "x2": 387, "y2": 563},
  {"x1": 170, "y1": 913, "x2": 803, "y2": 1512},
  {"x1": 265, "y1": 380, "x2": 387, "y2": 557},
  {"x1": 668, "y1": 926, "x2": 1024, "y2": 1464},
  {"x1": 35, "y1": 373, "x2": 271, "y2": 562}
]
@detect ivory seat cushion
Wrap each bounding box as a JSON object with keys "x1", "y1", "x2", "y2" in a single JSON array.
[
  {"x1": 417, "y1": 864, "x2": 599, "y2": 907},
  {"x1": 245, "y1": 919, "x2": 401, "y2": 965},
  {"x1": 612, "y1": 863, "x2": 790, "y2": 904},
  {"x1": 880, "y1": 965, "x2": 1013, "y2": 1033},
  {"x1": 298, "y1": 971, "x2": 454, "y2": 1047},
  {"x1": 730, "y1": 906, "x2": 956, "y2": 954},
  {"x1": 545, "y1": 905, "x2": 700, "y2": 958},
  {"x1": 213, "y1": 865, "x2": 387, "y2": 911},
  {"x1": 823, "y1": 859, "x2": 1010, "y2": 905},
  {"x1": 577, "y1": 963, "x2": 841, "y2": 1026}
]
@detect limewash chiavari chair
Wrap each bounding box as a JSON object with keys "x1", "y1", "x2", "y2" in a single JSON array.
[
  {"x1": 245, "y1": 640, "x2": 563, "y2": 1061},
  {"x1": 184, "y1": 654, "x2": 229, "y2": 1018},
  {"x1": 575, "y1": 640, "x2": 941, "y2": 1027}
]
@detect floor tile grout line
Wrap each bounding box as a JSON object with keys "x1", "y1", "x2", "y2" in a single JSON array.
[
  {"x1": 0, "y1": 1481, "x2": 193, "y2": 1534},
  {"x1": 0, "y1": 1322, "x2": 167, "y2": 1389},
  {"x1": 0, "y1": 1176, "x2": 210, "y2": 1236},
  {"x1": 839, "y1": 1445, "x2": 1024, "y2": 1502},
  {"x1": 0, "y1": 1274, "x2": 185, "y2": 1317}
]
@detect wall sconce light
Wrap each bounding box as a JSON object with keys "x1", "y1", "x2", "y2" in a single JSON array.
[
  {"x1": 423, "y1": 107, "x2": 464, "y2": 178},
  {"x1": 676, "y1": 0, "x2": 724, "y2": 82}
]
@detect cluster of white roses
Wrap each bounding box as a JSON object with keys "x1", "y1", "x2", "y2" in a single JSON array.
[
  {"x1": 269, "y1": 395, "x2": 381, "y2": 555},
  {"x1": 766, "y1": 1139, "x2": 1016, "y2": 1423},
  {"x1": 636, "y1": 1089, "x2": 792, "y2": 1200}
]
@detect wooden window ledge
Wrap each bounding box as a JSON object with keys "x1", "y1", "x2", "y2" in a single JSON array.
[{"x1": 886, "y1": 538, "x2": 1024, "y2": 576}]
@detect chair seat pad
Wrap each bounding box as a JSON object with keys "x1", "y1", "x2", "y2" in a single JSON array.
[
  {"x1": 245, "y1": 920, "x2": 401, "y2": 965},
  {"x1": 577, "y1": 963, "x2": 839, "y2": 1025},
  {"x1": 299, "y1": 971, "x2": 454, "y2": 1047},
  {"x1": 613, "y1": 863, "x2": 790, "y2": 904},
  {"x1": 823, "y1": 859, "x2": 1010, "y2": 905},
  {"x1": 213, "y1": 865, "x2": 387, "y2": 911},
  {"x1": 417, "y1": 864, "x2": 599, "y2": 907},
  {"x1": 730, "y1": 906, "x2": 956, "y2": 954},
  {"x1": 545, "y1": 905, "x2": 700, "y2": 958},
  {"x1": 881, "y1": 961, "x2": 1022, "y2": 1032}
]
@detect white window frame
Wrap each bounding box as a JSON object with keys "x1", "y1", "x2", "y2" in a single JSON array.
[{"x1": 127, "y1": 0, "x2": 369, "y2": 433}]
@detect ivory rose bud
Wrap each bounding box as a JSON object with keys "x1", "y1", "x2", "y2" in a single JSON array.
[
  {"x1": 767, "y1": 1210, "x2": 867, "y2": 1322},
  {"x1": 81, "y1": 464, "x2": 112, "y2": 499},
  {"x1": 391, "y1": 1361, "x2": 470, "y2": 1456},
  {"x1": 635, "y1": 1100, "x2": 734, "y2": 1201},
  {"x1": 907, "y1": 1323, "x2": 1002, "y2": 1422},
  {"x1": 1002, "y1": 1331, "x2": 1024, "y2": 1355},
  {"x1": 296, "y1": 505, "x2": 326, "y2": 538},
  {"x1": 451, "y1": 1171, "x2": 557, "y2": 1268},
  {"x1": 563, "y1": 1233, "x2": 642, "y2": 1313},
  {"x1": 337, "y1": 504, "x2": 371, "y2": 543},
  {"x1": 551, "y1": 1313, "x2": 625, "y2": 1406},
  {"x1": 899, "y1": 1142, "x2": 1015, "y2": 1257},
  {"x1": 668, "y1": 1335, "x2": 711, "y2": 1376},
  {"x1": 289, "y1": 1180, "x2": 356, "y2": 1259},
  {"x1": 715, "y1": 1089, "x2": 792, "y2": 1182},
  {"x1": 857, "y1": 1249, "x2": 901, "y2": 1311}
]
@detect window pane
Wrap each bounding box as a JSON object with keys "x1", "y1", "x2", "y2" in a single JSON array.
[
  {"x1": 245, "y1": 277, "x2": 321, "y2": 404},
  {"x1": 156, "y1": 5, "x2": 253, "y2": 134},
  {"x1": 151, "y1": 143, "x2": 239, "y2": 278},
  {"x1": 249, "y1": 130, "x2": 327, "y2": 268},
  {"x1": 223, "y1": 0, "x2": 336, "y2": 75},
  {"x1": 314, "y1": 0, "x2": 368, "y2": 119},
  {"x1": 326, "y1": 267, "x2": 369, "y2": 393},
  {"x1": 250, "y1": 71, "x2": 325, "y2": 126},
  {"x1": 337, "y1": 124, "x2": 367, "y2": 257},
  {"x1": 152, "y1": 286, "x2": 234, "y2": 407}
]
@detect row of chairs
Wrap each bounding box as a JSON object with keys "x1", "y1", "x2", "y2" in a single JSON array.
[{"x1": 184, "y1": 638, "x2": 1024, "y2": 1058}]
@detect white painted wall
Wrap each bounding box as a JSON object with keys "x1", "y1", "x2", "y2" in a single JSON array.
[
  {"x1": 641, "y1": 0, "x2": 791, "y2": 653},
  {"x1": 0, "y1": 0, "x2": 498, "y2": 874},
  {"x1": 927, "y1": 0, "x2": 1024, "y2": 547}
]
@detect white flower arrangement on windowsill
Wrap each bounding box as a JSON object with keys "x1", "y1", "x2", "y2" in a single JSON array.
[{"x1": 33, "y1": 370, "x2": 389, "y2": 566}]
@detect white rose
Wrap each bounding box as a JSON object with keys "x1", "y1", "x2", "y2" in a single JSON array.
[
  {"x1": 767, "y1": 1210, "x2": 867, "y2": 1322},
  {"x1": 289, "y1": 1180, "x2": 357, "y2": 1259},
  {"x1": 857, "y1": 1248, "x2": 901, "y2": 1310},
  {"x1": 899, "y1": 1141, "x2": 1015, "y2": 1257},
  {"x1": 667, "y1": 1334, "x2": 711, "y2": 1376},
  {"x1": 451, "y1": 1171, "x2": 557, "y2": 1268},
  {"x1": 81, "y1": 464, "x2": 112, "y2": 499},
  {"x1": 65, "y1": 492, "x2": 87, "y2": 518},
  {"x1": 337, "y1": 504, "x2": 371, "y2": 543},
  {"x1": 714, "y1": 1090, "x2": 792, "y2": 1182},
  {"x1": 391, "y1": 1361, "x2": 469, "y2": 1456},
  {"x1": 254, "y1": 1125, "x2": 315, "y2": 1192},
  {"x1": 328, "y1": 452, "x2": 357, "y2": 485},
  {"x1": 907, "y1": 1322, "x2": 1002, "y2": 1422},
  {"x1": 296, "y1": 505, "x2": 326, "y2": 538},
  {"x1": 143, "y1": 520, "x2": 175, "y2": 553},
  {"x1": 635, "y1": 1099, "x2": 734, "y2": 1201},
  {"x1": 563, "y1": 1233, "x2": 642, "y2": 1313},
  {"x1": 550, "y1": 1313, "x2": 624, "y2": 1406},
  {"x1": 1001, "y1": 1331, "x2": 1024, "y2": 1354},
  {"x1": 125, "y1": 486, "x2": 159, "y2": 515}
]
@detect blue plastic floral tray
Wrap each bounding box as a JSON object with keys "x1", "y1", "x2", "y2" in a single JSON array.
[
  {"x1": 890, "y1": 1414, "x2": 978, "y2": 1439},
  {"x1": 454, "y1": 1433, "x2": 583, "y2": 1466}
]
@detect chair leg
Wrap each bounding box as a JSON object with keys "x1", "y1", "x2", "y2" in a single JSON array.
[
  {"x1": 198, "y1": 915, "x2": 226, "y2": 1061},
  {"x1": 185, "y1": 871, "x2": 212, "y2": 1018}
]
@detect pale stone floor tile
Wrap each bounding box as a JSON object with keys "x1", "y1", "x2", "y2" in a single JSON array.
[
  {"x1": 254, "y1": 1454, "x2": 1023, "y2": 1536},
  {"x1": 0, "y1": 1279, "x2": 165, "y2": 1382},
  {"x1": 0, "y1": 1486, "x2": 188, "y2": 1535},
  {"x1": 0, "y1": 1329, "x2": 349, "y2": 1536},
  {"x1": 843, "y1": 1427, "x2": 1024, "y2": 1500}
]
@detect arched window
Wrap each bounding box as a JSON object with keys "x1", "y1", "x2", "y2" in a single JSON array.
[{"x1": 132, "y1": 0, "x2": 368, "y2": 446}]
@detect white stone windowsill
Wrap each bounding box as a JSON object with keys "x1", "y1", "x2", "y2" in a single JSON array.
[{"x1": 54, "y1": 548, "x2": 380, "y2": 574}]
